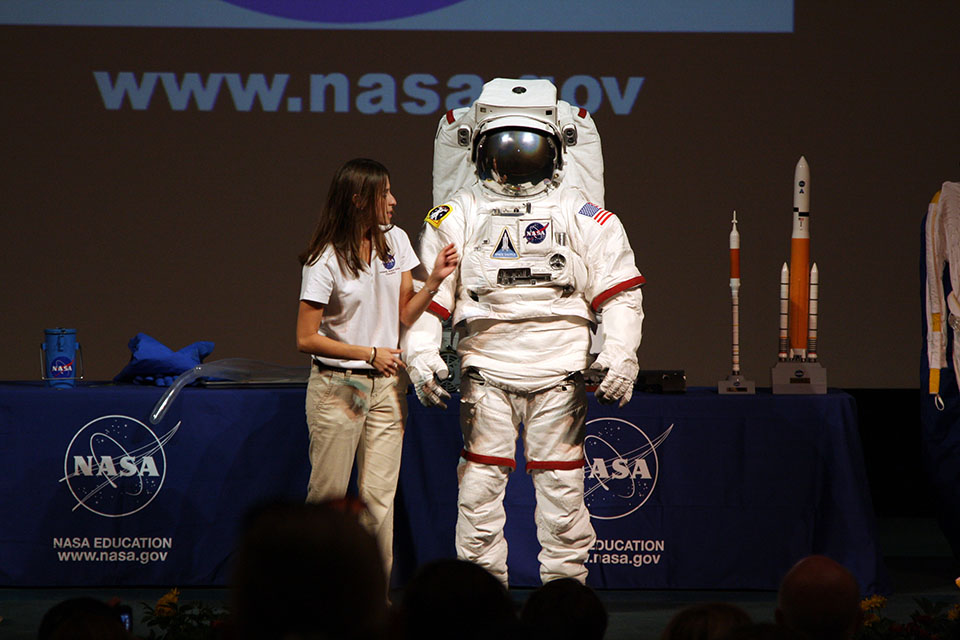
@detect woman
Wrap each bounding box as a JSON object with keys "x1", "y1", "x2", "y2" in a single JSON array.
[{"x1": 296, "y1": 158, "x2": 457, "y2": 578}]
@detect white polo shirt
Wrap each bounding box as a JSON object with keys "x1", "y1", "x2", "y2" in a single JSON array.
[{"x1": 300, "y1": 225, "x2": 420, "y2": 369}]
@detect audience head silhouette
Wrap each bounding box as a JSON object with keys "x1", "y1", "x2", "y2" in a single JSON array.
[
  {"x1": 521, "y1": 577, "x2": 608, "y2": 640},
  {"x1": 659, "y1": 601, "x2": 751, "y2": 640},
  {"x1": 37, "y1": 597, "x2": 132, "y2": 640},
  {"x1": 720, "y1": 622, "x2": 806, "y2": 640},
  {"x1": 775, "y1": 554, "x2": 862, "y2": 640},
  {"x1": 399, "y1": 558, "x2": 519, "y2": 639},
  {"x1": 230, "y1": 499, "x2": 388, "y2": 640}
]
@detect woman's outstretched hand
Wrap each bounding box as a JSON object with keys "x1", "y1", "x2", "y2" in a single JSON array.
[{"x1": 427, "y1": 243, "x2": 459, "y2": 289}]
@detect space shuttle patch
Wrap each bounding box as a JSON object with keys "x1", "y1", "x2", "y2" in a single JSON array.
[
  {"x1": 492, "y1": 228, "x2": 519, "y2": 259},
  {"x1": 426, "y1": 204, "x2": 452, "y2": 228}
]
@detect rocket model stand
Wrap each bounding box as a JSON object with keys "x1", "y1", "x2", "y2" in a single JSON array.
[
  {"x1": 772, "y1": 157, "x2": 827, "y2": 394},
  {"x1": 719, "y1": 211, "x2": 755, "y2": 394}
]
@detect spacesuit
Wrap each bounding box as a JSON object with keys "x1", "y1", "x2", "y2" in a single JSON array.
[{"x1": 404, "y1": 78, "x2": 645, "y2": 585}]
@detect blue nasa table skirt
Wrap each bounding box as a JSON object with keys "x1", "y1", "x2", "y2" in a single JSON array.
[
  {"x1": 399, "y1": 387, "x2": 888, "y2": 595},
  {"x1": 0, "y1": 382, "x2": 311, "y2": 588},
  {"x1": 0, "y1": 383, "x2": 888, "y2": 594}
]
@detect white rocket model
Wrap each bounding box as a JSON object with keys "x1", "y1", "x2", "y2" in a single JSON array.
[
  {"x1": 778, "y1": 263, "x2": 789, "y2": 360},
  {"x1": 730, "y1": 211, "x2": 742, "y2": 375},
  {"x1": 807, "y1": 263, "x2": 819, "y2": 361},
  {"x1": 719, "y1": 210, "x2": 754, "y2": 394}
]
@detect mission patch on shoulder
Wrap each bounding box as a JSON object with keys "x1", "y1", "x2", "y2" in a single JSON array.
[{"x1": 425, "y1": 203, "x2": 452, "y2": 228}]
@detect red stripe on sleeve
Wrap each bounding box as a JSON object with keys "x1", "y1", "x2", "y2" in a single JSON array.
[
  {"x1": 446, "y1": 110, "x2": 456, "y2": 124},
  {"x1": 591, "y1": 276, "x2": 646, "y2": 311},
  {"x1": 428, "y1": 300, "x2": 452, "y2": 321}
]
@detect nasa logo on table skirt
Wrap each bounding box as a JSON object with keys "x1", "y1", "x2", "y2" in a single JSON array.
[
  {"x1": 61, "y1": 415, "x2": 180, "y2": 518},
  {"x1": 584, "y1": 418, "x2": 673, "y2": 520}
]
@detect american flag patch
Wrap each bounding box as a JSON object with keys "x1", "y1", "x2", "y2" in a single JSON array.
[{"x1": 577, "y1": 202, "x2": 615, "y2": 225}]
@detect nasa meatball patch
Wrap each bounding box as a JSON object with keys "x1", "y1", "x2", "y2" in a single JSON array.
[{"x1": 425, "y1": 204, "x2": 452, "y2": 228}]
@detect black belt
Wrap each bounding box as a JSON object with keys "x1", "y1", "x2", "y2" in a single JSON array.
[{"x1": 313, "y1": 359, "x2": 385, "y2": 377}]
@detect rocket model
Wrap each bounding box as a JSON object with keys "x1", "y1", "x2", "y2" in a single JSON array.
[
  {"x1": 773, "y1": 156, "x2": 826, "y2": 393},
  {"x1": 719, "y1": 211, "x2": 755, "y2": 394},
  {"x1": 807, "y1": 263, "x2": 819, "y2": 360},
  {"x1": 785, "y1": 156, "x2": 816, "y2": 360},
  {"x1": 730, "y1": 210, "x2": 741, "y2": 375}
]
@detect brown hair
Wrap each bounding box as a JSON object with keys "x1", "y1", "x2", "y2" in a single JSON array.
[{"x1": 299, "y1": 158, "x2": 391, "y2": 276}]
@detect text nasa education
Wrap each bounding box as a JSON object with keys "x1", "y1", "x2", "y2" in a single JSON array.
[
  {"x1": 93, "y1": 72, "x2": 645, "y2": 115},
  {"x1": 587, "y1": 538, "x2": 666, "y2": 568}
]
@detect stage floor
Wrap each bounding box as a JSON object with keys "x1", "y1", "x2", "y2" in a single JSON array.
[{"x1": 0, "y1": 517, "x2": 955, "y2": 640}]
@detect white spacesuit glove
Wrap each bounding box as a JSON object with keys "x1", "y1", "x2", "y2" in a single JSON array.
[
  {"x1": 407, "y1": 351, "x2": 451, "y2": 410},
  {"x1": 589, "y1": 348, "x2": 639, "y2": 408},
  {"x1": 589, "y1": 287, "x2": 643, "y2": 408}
]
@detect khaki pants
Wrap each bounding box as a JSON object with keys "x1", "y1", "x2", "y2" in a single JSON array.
[{"x1": 304, "y1": 367, "x2": 408, "y2": 578}]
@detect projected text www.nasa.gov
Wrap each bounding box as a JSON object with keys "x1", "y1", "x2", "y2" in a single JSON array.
[{"x1": 93, "y1": 72, "x2": 645, "y2": 115}]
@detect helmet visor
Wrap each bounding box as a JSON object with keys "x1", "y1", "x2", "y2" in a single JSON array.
[{"x1": 476, "y1": 129, "x2": 558, "y2": 197}]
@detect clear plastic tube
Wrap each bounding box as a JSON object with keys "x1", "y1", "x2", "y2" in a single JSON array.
[{"x1": 149, "y1": 358, "x2": 309, "y2": 424}]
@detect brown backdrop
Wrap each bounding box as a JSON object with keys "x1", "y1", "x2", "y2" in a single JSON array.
[{"x1": 2, "y1": 1, "x2": 958, "y2": 387}]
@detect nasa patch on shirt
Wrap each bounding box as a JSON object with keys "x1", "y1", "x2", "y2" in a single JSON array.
[
  {"x1": 380, "y1": 252, "x2": 397, "y2": 273},
  {"x1": 425, "y1": 203, "x2": 452, "y2": 228}
]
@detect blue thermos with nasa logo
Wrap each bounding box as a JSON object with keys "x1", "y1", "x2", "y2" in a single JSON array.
[{"x1": 41, "y1": 328, "x2": 82, "y2": 388}]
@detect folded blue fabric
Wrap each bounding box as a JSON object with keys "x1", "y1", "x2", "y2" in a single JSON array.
[{"x1": 113, "y1": 333, "x2": 214, "y2": 385}]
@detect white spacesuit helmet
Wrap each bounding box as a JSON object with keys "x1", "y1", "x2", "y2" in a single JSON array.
[{"x1": 471, "y1": 79, "x2": 564, "y2": 198}]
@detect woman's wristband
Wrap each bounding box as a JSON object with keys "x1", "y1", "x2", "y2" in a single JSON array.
[{"x1": 368, "y1": 347, "x2": 377, "y2": 364}]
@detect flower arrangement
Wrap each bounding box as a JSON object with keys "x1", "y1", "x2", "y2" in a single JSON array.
[
  {"x1": 857, "y1": 594, "x2": 960, "y2": 640},
  {"x1": 140, "y1": 588, "x2": 230, "y2": 640}
]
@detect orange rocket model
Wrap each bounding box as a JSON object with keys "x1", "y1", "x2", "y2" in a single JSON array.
[
  {"x1": 789, "y1": 157, "x2": 810, "y2": 357},
  {"x1": 772, "y1": 157, "x2": 825, "y2": 393},
  {"x1": 779, "y1": 156, "x2": 819, "y2": 361}
]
